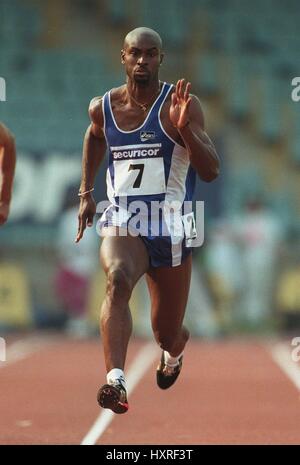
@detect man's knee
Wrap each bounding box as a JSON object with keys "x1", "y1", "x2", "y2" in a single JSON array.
[{"x1": 106, "y1": 265, "x2": 133, "y2": 305}]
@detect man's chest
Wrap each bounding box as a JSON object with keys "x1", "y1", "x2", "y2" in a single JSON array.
[{"x1": 111, "y1": 101, "x2": 184, "y2": 147}]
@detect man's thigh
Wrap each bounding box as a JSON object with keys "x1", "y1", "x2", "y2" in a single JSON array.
[{"x1": 100, "y1": 227, "x2": 149, "y2": 284}]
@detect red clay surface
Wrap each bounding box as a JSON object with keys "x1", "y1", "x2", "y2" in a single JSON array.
[{"x1": 0, "y1": 334, "x2": 299, "y2": 445}]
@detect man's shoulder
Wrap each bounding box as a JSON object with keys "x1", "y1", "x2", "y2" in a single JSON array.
[{"x1": 88, "y1": 96, "x2": 103, "y2": 124}]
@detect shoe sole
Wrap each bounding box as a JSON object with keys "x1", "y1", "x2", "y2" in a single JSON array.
[{"x1": 97, "y1": 384, "x2": 128, "y2": 414}]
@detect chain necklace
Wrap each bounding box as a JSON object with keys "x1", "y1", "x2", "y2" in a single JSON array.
[{"x1": 127, "y1": 84, "x2": 161, "y2": 112}]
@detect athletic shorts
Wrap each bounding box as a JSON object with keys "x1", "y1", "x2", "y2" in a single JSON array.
[{"x1": 97, "y1": 204, "x2": 195, "y2": 268}]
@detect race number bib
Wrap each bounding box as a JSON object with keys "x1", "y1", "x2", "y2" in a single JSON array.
[
  {"x1": 182, "y1": 212, "x2": 198, "y2": 247},
  {"x1": 113, "y1": 158, "x2": 166, "y2": 196}
]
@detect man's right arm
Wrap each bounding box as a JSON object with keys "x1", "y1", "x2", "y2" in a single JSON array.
[{"x1": 76, "y1": 97, "x2": 107, "y2": 243}]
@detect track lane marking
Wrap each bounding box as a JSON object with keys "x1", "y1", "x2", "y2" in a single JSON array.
[{"x1": 81, "y1": 341, "x2": 159, "y2": 445}]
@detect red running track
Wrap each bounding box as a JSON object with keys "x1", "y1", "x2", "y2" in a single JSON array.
[{"x1": 0, "y1": 334, "x2": 299, "y2": 445}]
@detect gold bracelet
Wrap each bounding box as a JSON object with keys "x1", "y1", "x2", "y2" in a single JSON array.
[{"x1": 78, "y1": 187, "x2": 94, "y2": 197}]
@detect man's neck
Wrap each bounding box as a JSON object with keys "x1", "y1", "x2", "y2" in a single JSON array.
[{"x1": 125, "y1": 78, "x2": 161, "y2": 101}]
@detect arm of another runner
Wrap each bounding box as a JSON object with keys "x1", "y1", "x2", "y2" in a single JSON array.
[
  {"x1": 0, "y1": 123, "x2": 16, "y2": 225},
  {"x1": 170, "y1": 79, "x2": 220, "y2": 182},
  {"x1": 75, "y1": 97, "x2": 107, "y2": 243}
]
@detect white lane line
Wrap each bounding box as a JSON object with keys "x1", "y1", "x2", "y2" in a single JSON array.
[
  {"x1": 81, "y1": 341, "x2": 159, "y2": 446},
  {"x1": 0, "y1": 334, "x2": 61, "y2": 368},
  {"x1": 268, "y1": 342, "x2": 300, "y2": 391}
]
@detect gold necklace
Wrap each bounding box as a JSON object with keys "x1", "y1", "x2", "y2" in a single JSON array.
[{"x1": 127, "y1": 85, "x2": 161, "y2": 112}]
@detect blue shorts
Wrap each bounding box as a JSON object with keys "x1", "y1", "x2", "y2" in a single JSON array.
[{"x1": 98, "y1": 204, "x2": 193, "y2": 268}]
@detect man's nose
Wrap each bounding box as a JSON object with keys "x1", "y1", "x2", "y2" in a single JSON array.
[{"x1": 137, "y1": 55, "x2": 148, "y2": 65}]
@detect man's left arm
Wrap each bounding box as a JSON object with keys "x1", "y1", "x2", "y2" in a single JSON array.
[{"x1": 170, "y1": 79, "x2": 220, "y2": 182}]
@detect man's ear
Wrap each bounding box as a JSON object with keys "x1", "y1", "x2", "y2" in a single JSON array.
[
  {"x1": 121, "y1": 49, "x2": 125, "y2": 64},
  {"x1": 160, "y1": 53, "x2": 164, "y2": 65}
]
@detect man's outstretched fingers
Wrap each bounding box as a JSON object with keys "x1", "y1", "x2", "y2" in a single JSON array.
[
  {"x1": 179, "y1": 78, "x2": 185, "y2": 98},
  {"x1": 184, "y1": 82, "x2": 191, "y2": 100}
]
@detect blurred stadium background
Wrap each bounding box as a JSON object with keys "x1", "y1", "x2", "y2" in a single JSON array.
[{"x1": 0, "y1": 0, "x2": 300, "y2": 338}]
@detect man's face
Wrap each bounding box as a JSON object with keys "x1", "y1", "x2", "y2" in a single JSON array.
[{"x1": 121, "y1": 35, "x2": 163, "y2": 85}]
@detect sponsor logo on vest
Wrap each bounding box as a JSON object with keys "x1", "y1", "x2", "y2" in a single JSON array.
[
  {"x1": 140, "y1": 130, "x2": 156, "y2": 142},
  {"x1": 111, "y1": 143, "x2": 162, "y2": 160}
]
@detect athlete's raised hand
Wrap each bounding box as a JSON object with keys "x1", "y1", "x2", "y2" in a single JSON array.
[
  {"x1": 169, "y1": 79, "x2": 192, "y2": 130},
  {"x1": 75, "y1": 195, "x2": 96, "y2": 243}
]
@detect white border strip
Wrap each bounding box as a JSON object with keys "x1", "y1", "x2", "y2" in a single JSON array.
[
  {"x1": 268, "y1": 342, "x2": 300, "y2": 391},
  {"x1": 111, "y1": 143, "x2": 162, "y2": 151},
  {"x1": 81, "y1": 342, "x2": 159, "y2": 445}
]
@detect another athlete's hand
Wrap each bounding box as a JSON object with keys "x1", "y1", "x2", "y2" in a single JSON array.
[
  {"x1": 75, "y1": 195, "x2": 96, "y2": 243},
  {"x1": 169, "y1": 79, "x2": 192, "y2": 130},
  {"x1": 0, "y1": 201, "x2": 10, "y2": 225}
]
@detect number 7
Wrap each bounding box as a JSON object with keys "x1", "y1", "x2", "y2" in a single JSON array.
[{"x1": 128, "y1": 163, "x2": 145, "y2": 188}]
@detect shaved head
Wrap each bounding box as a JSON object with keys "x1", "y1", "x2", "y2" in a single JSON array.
[
  {"x1": 121, "y1": 27, "x2": 164, "y2": 85},
  {"x1": 123, "y1": 27, "x2": 163, "y2": 51}
]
